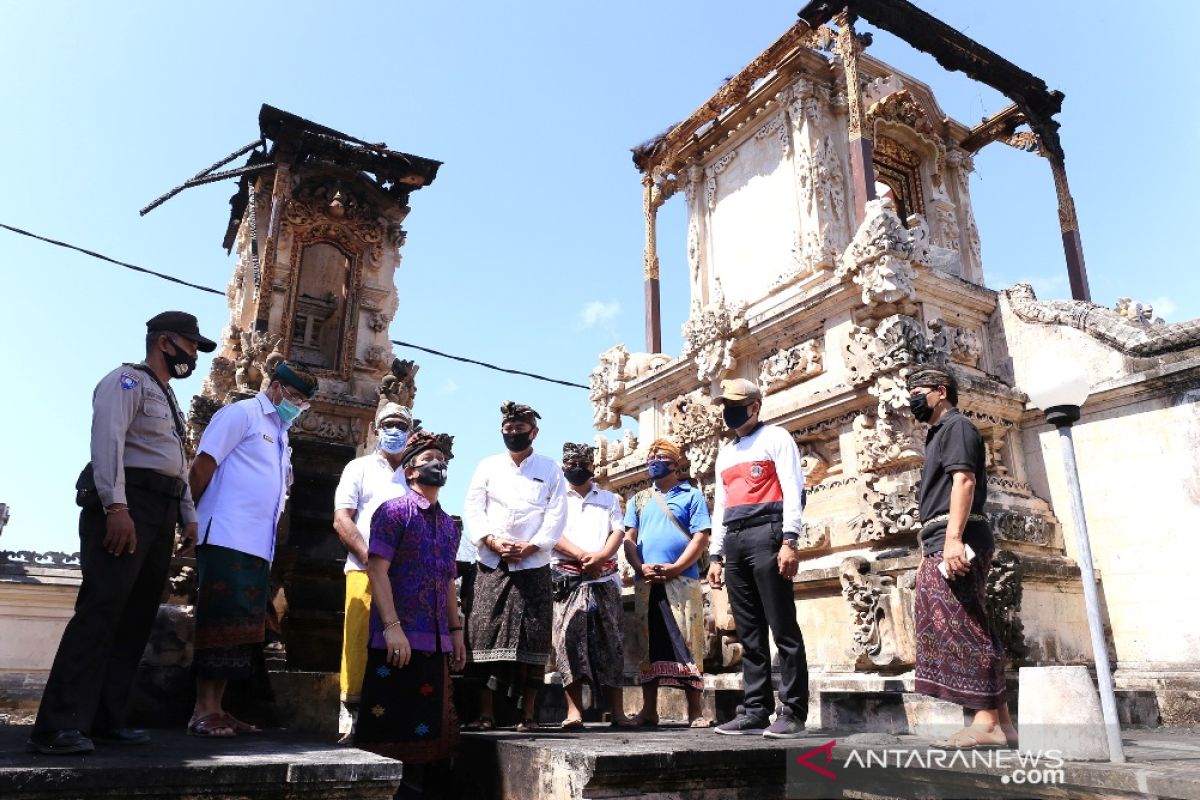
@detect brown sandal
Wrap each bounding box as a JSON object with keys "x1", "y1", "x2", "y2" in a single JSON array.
[
  {"x1": 689, "y1": 717, "x2": 714, "y2": 728},
  {"x1": 462, "y1": 716, "x2": 495, "y2": 731},
  {"x1": 560, "y1": 717, "x2": 584, "y2": 730},
  {"x1": 221, "y1": 713, "x2": 261, "y2": 734},
  {"x1": 932, "y1": 726, "x2": 1007, "y2": 750},
  {"x1": 515, "y1": 717, "x2": 540, "y2": 732},
  {"x1": 188, "y1": 713, "x2": 235, "y2": 738}
]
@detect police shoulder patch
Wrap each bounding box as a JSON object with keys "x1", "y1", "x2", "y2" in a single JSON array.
[{"x1": 119, "y1": 372, "x2": 141, "y2": 391}]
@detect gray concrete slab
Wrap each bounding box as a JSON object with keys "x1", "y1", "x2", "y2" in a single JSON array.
[{"x1": 0, "y1": 725, "x2": 402, "y2": 800}]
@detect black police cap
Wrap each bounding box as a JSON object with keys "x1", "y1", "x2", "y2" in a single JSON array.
[{"x1": 146, "y1": 311, "x2": 217, "y2": 353}]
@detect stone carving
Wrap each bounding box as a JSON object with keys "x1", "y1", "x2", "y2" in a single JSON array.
[
  {"x1": 1004, "y1": 283, "x2": 1200, "y2": 358},
  {"x1": 1114, "y1": 297, "x2": 1164, "y2": 326},
  {"x1": 363, "y1": 344, "x2": 390, "y2": 368},
  {"x1": 844, "y1": 314, "x2": 933, "y2": 387},
  {"x1": 367, "y1": 311, "x2": 389, "y2": 332},
  {"x1": 946, "y1": 150, "x2": 982, "y2": 268},
  {"x1": 376, "y1": 358, "x2": 419, "y2": 409},
  {"x1": 798, "y1": 519, "x2": 830, "y2": 551},
  {"x1": 0, "y1": 550, "x2": 81, "y2": 567},
  {"x1": 839, "y1": 556, "x2": 914, "y2": 669},
  {"x1": 796, "y1": 439, "x2": 836, "y2": 485},
  {"x1": 594, "y1": 429, "x2": 639, "y2": 466},
  {"x1": 589, "y1": 345, "x2": 670, "y2": 431},
  {"x1": 753, "y1": 113, "x2": 790, "y2": 156},
  {"x1": 855, "y1": 472, "x2": 921, "y2": 542},
  {"x1": 681, "y1": 280, "x2": 748, "y2": 383},
  {"x1": 663, "y1": 392, "x2": 725, "y2": 477},
  {"x1": 866, "y1": 89, "x2": 935, "y2": 137},
  {"x1": 234, "y1": 331, "x2": 283, "y2": 392},
  {"x1": 294, "y1": 411, "x2": 352, "y2": 444},
  {"x1": 836, "y1": 198, "x2": 917, "y2": 306},
  {"x1": 704, "y1": 151, "x2": 736, "y2": 210},
  {"x1": 853, "y1": 411, "x2": 924, "y2": 472},
  {"x1": 927, "y1": 318, "x2": 982, "y2": 368},
  {"x1": 202, "y1": 355, "x2": 237, "y2": 403},
  {"x1": 759, "y1": 338, "x2": 824, "y2": 393},
  {"x1": 986, "y1": 549, "x2": 1030, "y2": 662},
  {"x1": 989, "y1": 512, "x2": 1052, "y2": 547}
]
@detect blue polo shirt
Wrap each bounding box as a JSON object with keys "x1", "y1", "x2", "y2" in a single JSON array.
[{"x1": 623, "y1": 482, "x2": 712, "y2": 579}]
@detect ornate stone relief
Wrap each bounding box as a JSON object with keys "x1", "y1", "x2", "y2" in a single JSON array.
[
  {"x1": 855, "y1": 471, "x2": 921, "y2": 542},
  {"x1": 844, "y1": 314, "x2": 934, "y2": 387},
  {"x1": 946, "y1": 150, "x2": 982, "y2": 269},
  {"x1": 796, "y1": 437, "x2": 840, "y2": 484},
  {"x1": 0, "y1": 550, "x2": 81, "y2": 568},
  {"x1": 704, "y1": 151, "x2": 736, "y2": 210},
  {"x1": 663, "y1": 392, "x2": 725, "y2": 478},
  {"x1": 927, "y1": 318, "x2": 982, "y2": 368},
  {"x1": 293, "y1": 410, "x2": 355, "y2": 446},
  {"x1": 986, "y1": 549, "x2": 1030, "y2": 662},
  {"x1": 1114, "y1": 297, "x2": 1165, "y2": 326},
  {"x1": 989, "y1": 512, "x2": 1052, "y2": 547},
  {"x1": 852, "y1": 411, "x2": 924, "y2": 473},
  {"x1": 235, "y1": 331, "x2": 283, "y2": 392},
  {"x1": 379, "y1": 358, "x2": 418, "y2": 408},
  {"x1": 681, "y1": 280, "x2": 748, "y2": 383},
  {"x1": 759, "y1": 338, "x2": 824, "y2": 393},
  {"x1": 1004, "y1": 283, "x2": 1200, "y2": 358},
  {"x1": 839, "y1": 556, "x2": 915, "y2": 669},
  {"x1": 753, "y1": 112, "x2": 791, "y2": 156},
  {"x1": 589, "y1": 344, "x2": 670, "y2": 431},
  {"x1": 836, "y1": 198, "x2": 918, "y2": 307},
  {"x1": 594, "y1": 429, "x2": 640, "y2": 470}
]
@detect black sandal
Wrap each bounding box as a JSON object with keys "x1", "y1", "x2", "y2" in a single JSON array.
[{"x1": 462, "y1": 716, "x2": 495, "y2": 731}]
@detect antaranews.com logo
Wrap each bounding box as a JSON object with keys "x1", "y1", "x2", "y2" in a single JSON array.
[{"x1": 787, "y1": 739, "x2": 1066, "y2": 799}]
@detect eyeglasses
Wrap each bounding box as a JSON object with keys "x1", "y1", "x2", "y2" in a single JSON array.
[
  {"x1": 379, "y1": 420, "x2": 410, "y2": 431},
  {"x1": 280, "y1": 385, "x2": 311, "y2": 408}
]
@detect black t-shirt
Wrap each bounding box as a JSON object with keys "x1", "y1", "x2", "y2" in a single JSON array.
[{"x1": 917, "y1": 409, "x2": 991, "y2": 556}]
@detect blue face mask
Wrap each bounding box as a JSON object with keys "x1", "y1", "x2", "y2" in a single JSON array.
[
  {"x1": 274, "y1": 397, "x2": 304, "y2": 425},
  {"x1": 647, "y1": 460, "x2": 674, "y2": 480},
  {"x1": 379, "y1": 428, "x2": 409, "y2": 454}
]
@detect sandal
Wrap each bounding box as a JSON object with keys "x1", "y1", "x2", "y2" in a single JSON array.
[
  {"x1": 221, "y1": 713, "x2": 261, "y2": 734},
  {"x1": 610, "y1": 716, "x2": 638, "y2": 728},
  {"x1": 462, "y1": 716, "x2": 495, "y2": 732},
  {"x1": 188, "y1": 712, "x2": 235, "y2": 738},
  {"x1": 932, "y1": 726, "x2": 1008, "y2": 751},
  {"x1": 560, "y1": 717, "x2": 584, "y2": 730},
  {"x1": 515, "y1": 717, "x2": 540, "y2": 732},
  {"x1": 631, "y1": 712, "x2": 659, "y2": 728},
  {"x1": 689, "y1": 717, "x2": 714, "y2": 728}
]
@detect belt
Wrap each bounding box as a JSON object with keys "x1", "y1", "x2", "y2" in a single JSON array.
[
  {"x1": 921, "y1": 512, "x2": 986, "y2": 527},
  {"x1": 125, "y1": 467, "x2": 187, "y2": 499},
  {"x1": 724, "y1": 512, "x2": 784, "y2": 534}
]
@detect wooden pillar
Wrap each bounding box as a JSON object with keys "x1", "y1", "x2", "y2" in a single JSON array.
[
  {"x1": 642, "y1": 174, "x2": 662, "y2": 353},
  {"x1": 1048, "y1": 156, "x2": 1091, "y2": 302},
  {"x1": 836, "y1": 9, "x2": 876, "y2": 223}
]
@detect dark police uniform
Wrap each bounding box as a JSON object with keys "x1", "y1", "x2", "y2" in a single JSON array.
[{"x1": 33, "y1": 314, "x2": 210, "y2": 751}]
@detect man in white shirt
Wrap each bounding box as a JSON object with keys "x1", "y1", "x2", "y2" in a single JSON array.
[
  {"x1": 707, "y1": 378, "x2": 809, "y2": 739},
  {"x1": 462, "y1": 402, "x2": 567, "y2": 731},
  {"x1": 186, "y1": 361, "x2": 318, "y2": 738},
  {"x1": 550, "y1": 442, "x2": 632, "y2": 729},
  {"x1": 331, "y1": 402, "x2": 413, "y2": 743}
]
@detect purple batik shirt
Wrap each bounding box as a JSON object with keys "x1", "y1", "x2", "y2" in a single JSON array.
[{"x1": 367, "y1": 492, "x2": 461, "y2": 653}]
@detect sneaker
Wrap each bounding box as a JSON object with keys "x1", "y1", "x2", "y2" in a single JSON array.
[
  {"x1": 762, "y1": 707, "x2": 807, "y2": 739},
  {"x1": 714, "y1": 706, "x2": 770, "y2": 735}
]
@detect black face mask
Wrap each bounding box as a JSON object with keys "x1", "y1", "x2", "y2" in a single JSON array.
[
  {"x1": 722, "y1": 403, "x2": 752, "y2": 431},
  {"x1": 413, "y1": 461, "x2": 448, "y2": 487},
  {"x1": 164, "y1": 339, "x2": 198, "y2": 379},
  {"x1": 563, "y1": 467, "x2": 593, "y2": 487},
  {"x1": 503, "y1": 432, "x2": 532, "y2": 452},
  {"x1": 909, "y1": 392, "x2": 935, "y2": 423}
]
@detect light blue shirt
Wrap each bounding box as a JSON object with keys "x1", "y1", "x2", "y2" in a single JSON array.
[
  {"x1": 623, "y1": 482, "x2": 712, "y2": 580},
  {"x1": 195, "y1": 392, "x2": 291, "y2": 562}
]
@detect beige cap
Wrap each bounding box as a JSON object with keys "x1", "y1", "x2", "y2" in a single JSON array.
[{"x1": 715, "y1": 378, "x2": 762, "y2": 404}]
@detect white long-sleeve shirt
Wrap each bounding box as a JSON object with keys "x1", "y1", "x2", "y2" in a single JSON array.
[
  {"x1": 711, "y1": 423, "x2": 805, "y2": 558},
  {"x1": 463, "y1": 450, "x2": 568, "y2": 570}
]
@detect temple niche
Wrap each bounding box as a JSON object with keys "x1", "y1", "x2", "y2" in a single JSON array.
[
  {"x1": 188, "y1": 105, "x2": 440, "y2": 671},
  {"x1": 593, "y1": 13, "x2": 1200, "y2": 728}
]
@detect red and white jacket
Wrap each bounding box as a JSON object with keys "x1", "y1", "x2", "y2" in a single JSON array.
[{"x1": 711, "y1": 423, "x2": 805, "y2": 558}]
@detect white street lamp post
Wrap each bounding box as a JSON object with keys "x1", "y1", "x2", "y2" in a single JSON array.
[{"x1": 1025, "y1": 367, "x2": 1125, "y2": 764}]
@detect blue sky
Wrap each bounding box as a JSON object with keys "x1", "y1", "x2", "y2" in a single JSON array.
[{"x1": 2, "y1": 1, "x2": 1197, "y2": 553}]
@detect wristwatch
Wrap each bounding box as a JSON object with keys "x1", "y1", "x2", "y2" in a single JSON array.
[
  {"x1": 104, "y1": 503, "x2": 128, "y2": 515},
  {"x1": 781, "y1": 537, "x2": 802, "y2": 552},
  {"x1": 710, "y1": 555, "x2": 724, "y2": 565}
]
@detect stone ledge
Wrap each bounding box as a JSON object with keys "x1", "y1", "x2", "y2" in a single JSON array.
[{"x1": 0, "y1": 726, "x2": 401, "y2": 800}]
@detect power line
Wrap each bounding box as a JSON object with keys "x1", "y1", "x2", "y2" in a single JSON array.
[{"x1": 1, "y1": 222, "x2": 589, "y2": 391}]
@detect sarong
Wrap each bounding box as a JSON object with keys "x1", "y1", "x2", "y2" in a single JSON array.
[
  {"x1": 551, "y1": 579, "x2": 624, "y2": 689},
  {"x1": 914, "y1": 550, "x2": 1007, "y2": 709},
  {"x1": 193, "y1": 544, "x2": 270, "y2": 680},
  {"x1": 356, "y1": 647, "x2": 458, "y2": 764},
  {"x1": 633, "y1": 576, "x2": 704, "y2": 690},
  {"x1": 467, "y1": 563, "x2": 551, "y2": 665},
  {"x1": 339, "y1": 570, "x2": 372, "y2": 703}
]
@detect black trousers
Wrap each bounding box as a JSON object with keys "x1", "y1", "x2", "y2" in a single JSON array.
[
  {"x1": 724, "y1": 519, "x2": 809, "y2": 718},
  {"x1": 33, "y1": 483, "x2": 178, "y2": 734}
]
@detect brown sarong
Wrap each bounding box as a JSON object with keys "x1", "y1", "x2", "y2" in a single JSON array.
[
  {"x1": 193, "y1": 544, "x2": 270, "y2": 680},
  {"x1": 466, "y1": 563, "x2": 551, "y2": 665},
  {"x1": 551, "y1": 578, "x2": 624, "y2": 689},
  {"x1": 913, "y1": 550, "x2": 1007, "y2": 710}
]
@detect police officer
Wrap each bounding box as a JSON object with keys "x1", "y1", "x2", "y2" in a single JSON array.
[{"x1": 28, "y1": 311, "x2": 214, "y2": 755}]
